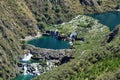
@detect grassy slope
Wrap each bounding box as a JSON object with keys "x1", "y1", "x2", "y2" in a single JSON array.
[
  {"x1": 25, "y1": 0, "x2": 118, "y2": 30},
  {"x1": 33, "y1": 15, "x2": 120, "y2": 80},
  {"x1": 0, "y1": 0, "x2": 38, "y2": 80},
  {"x1": 0, "y1": 0, "x2": 119, "y2": 80},
  {"x1": 34, "y1": 14, "x2": 120, "y2": 80}
]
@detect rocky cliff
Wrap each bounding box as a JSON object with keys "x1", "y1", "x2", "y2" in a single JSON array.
[{"x1": 107, "y1": 25, "x2": 120, "y2": 43}]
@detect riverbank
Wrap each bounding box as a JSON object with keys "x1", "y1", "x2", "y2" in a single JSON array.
[
  {"x1": 117, "y1": 9, "x2": 120, "y2": 11},
  {"x1": 20, "y1": 32, "x2": 42, "y2": 41}
]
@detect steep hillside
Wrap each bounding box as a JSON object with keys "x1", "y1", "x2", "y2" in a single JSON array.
[
  {"x1": 0, "y1": 0, "x2": 119, "y2": 80},
  {"x1": 0, "y1": 0, "x2": 38, "y2": 80},
  {"x1": 25, "y1": 0, "x2": 118, "y2": 30}
]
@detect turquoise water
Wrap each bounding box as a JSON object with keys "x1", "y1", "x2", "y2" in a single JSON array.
[
  {"x1": 14, "y1": 36, "x2": 70, "y2": 80},
  {"x1": 15, "y1": 12, "x2": 120, "y2": 80},
  {"x1": 20, "y1": 60, "x2": 39, "y2": 63},
  {"x1": 13, "y1": 75, "x2": 35, "y2": 80},
  {"x1": 87, "y1": 11, "x2": 120, "y2": 30},
  {"x1": 27, "y1": 36, "x2": 70, "y2": 49}
]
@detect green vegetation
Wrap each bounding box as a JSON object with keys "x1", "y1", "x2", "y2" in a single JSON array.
[
  {"x1": 25, "y1": 0, "x2": 118, "y2": 29},
  {"x1": 0, "y1": 0, "x2": 38, "y2": 80},
  {"x1": 33, "y1": 16, "x2": 120, "y2": 80},
  {"x1": 39, "y1": 60, "x2": 47, "y2": 67},
  {"x1": 0, "y1": 78, "x2": 3, "y2": 80},
  {"x1": 0, "y1": 0, "x2": 120, "y2": 80}
]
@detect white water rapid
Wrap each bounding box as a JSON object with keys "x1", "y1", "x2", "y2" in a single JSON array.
[
  {"x1": 22, "y1": 53, "x2": 33, "y2": 61},
  {"x1": 23, "y1": 65, "x2": 28, "y2": 75}
]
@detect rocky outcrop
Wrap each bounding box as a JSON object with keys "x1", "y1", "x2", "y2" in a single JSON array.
[
  {"x1": 26, "y1": 45, "x2": 74, "y2": 65},
  {"x1": 107, "y1": 25, "x2": 120, "y2": 43},
  {"x1": 80, "y1": 0, "x2": 94, "y2": 6},
  {"x1": 80, "y1": 0, "x2": 102, "y2": 6}
]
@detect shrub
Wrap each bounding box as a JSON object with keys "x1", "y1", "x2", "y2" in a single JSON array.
[
  {"x1": 44, "y1": 7, "x2": 48, "y2": 12},
  {"x1": 36, "y1": 16, "x2": 41, "y2": 22},
  {"x1": 0, "y1": 77, "x2": 3, "y2": 80},
  {"x1": 54, "y1": 5, "x2": 61, "y2": 13},
  {"x1": 37, "y1": 22, "x2": 45, "y2": 32}
]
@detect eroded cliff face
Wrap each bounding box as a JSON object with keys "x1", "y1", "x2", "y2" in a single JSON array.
[
  {"x1": 0, "y1": 0, "x2": 119, "y2": 80},
  {"x1": 107, "y1": 25, "x2": 120, "y2": 43}
]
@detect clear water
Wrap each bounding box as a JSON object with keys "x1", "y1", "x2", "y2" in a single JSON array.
[
  {"x1": 13, "y1": 75, "x2": 35, "y2": 80},
  {"x1": 87, "y1": 11, "x2": 120, "y2": 30},
  {"x1": 14, "y1": 11, "x2": 120, "y2": 80},
  {"x1": 27, "y1": 36, "x2": 70, "y2": 49},
  {"x1": 13, "y1": 36, "x2": 70, "y2": 80}
]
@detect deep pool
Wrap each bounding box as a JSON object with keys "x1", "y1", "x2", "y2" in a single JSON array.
[
  {"x1": 27, "y1": 36, "x2": 70, "y2": 49},
  {"x1": 14, "y1": 11, "x2": 120, "y2": 80},
  {"x1": 87, "y1": 11, "x2": 120, "y2": 30},
  {"x1": 13, "y1": 75, "x2": 35, "y2": 80}
]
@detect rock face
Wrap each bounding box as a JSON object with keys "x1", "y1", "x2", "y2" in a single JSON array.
[
  {"x1": 80, "y1": 0, "x2": 102, "y2": 6},
  {"x1": 80, "y1": 0, "x2": 94, "y2": 6},
  {"x1": 27, "y1": 45, "x2": 74, "y2": 65},
  {"x1": 107, "y1": 25, "x2": 120, "y2": 43}
]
